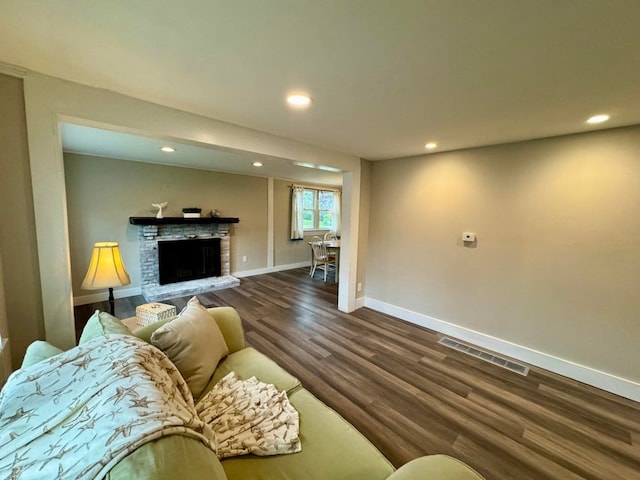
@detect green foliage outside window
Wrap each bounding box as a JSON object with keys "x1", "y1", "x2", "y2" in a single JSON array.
[
  {"x1": 303, "y1": 190, "x2": 314, "y2": 209},
  {"x1": 303, "y1": 188, "x2": 337, "y2": 231},
  {"x1": 319, "y1": 212, "x2": 333, "y2": 229},
  {"x1": 303, "y1": 211, "x2": 313, "y2": 229}
]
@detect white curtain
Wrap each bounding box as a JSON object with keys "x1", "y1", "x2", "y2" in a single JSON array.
[
  {"x1": 332, "y1": 190, "x2": 341, "y2": 236},
  {"x1": 290, "y1": 186, "x2": 305, "y2": 240}
]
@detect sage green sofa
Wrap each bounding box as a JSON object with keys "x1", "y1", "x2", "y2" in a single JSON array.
[{"x1": 103, "y1": 306, "x2": 484, "y2": 480}]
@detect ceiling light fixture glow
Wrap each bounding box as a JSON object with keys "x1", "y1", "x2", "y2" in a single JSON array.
[
  {"x1": 586, "y1": 114, "x2": 610, "y2": 124},
  {"x1": 252, "y1": 161, "x2": 263, "y2": 167},
  {"x1": 160, "y1": 146, "x2": 176, "y2": 153},
  {"x1": 293, "y1": 161, "x2": 316, "y2": 169},
  {"x1": 286, "y1": 93, "x2": 312, "y2": 107},
  {"x1": 425, "y1": 142, "x2": 438, "y2": 150},
  {"x1": 317, "y1": 165, "x2": 341, "y2": 172}
]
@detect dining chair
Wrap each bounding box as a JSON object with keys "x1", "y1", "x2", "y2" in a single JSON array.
[
  {"x1": 310, "y1": 237, "x2": 336, "y2": 281},
  {"x1": 309, "y1": 236, "x2": 323, "y2": 277},
  {"x1": 323, "y1": 232, "x2": 338, "y2": 259}
]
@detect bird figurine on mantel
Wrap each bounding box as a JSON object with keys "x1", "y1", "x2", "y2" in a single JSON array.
[{"x1": 152, "y1": 202, "x2": 168, "y2": 219}]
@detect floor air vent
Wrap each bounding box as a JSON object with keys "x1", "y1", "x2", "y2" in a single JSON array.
[{"x1": 438, "y1": 337, "x2": 529, "y2": 376}]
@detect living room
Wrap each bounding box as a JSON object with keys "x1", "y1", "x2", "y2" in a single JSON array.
[{"x1": 0, "y1": 2, "x2": 639, "y2": 479}]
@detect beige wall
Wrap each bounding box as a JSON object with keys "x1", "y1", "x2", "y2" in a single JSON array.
[
  {"x1": 0, "y1": 73, "x2": 44, "y2": 367},
  {"x1": 64, "y1": 153, "x2": 268, "y2": 296},
  {"x1": 367, "y1": 125, "x2": 640, "y2": 385},
  {"x1": 273, "y1": 179, "x2": 308, "y2": 266}
]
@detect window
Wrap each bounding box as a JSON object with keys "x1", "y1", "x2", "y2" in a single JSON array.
[
  {"x1": 290, "y1": 186, "x2": 341, "y2": 240},
  {"x1": 303, "y1": 189, "x2": 336, "y2": 231}
]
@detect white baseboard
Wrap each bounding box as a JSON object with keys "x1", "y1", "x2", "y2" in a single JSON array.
[
  {"x1": 354, "y1": 296, "x2": 365, "y2": 309},
  {"x1": 73, "y1": 286, "x2": 142, "y2": 306},
  {"x1": 233, "y1": 261, "x2": 311, "y2": 278},
  {"x1": 364, "y1": 297, "x2": 640, "y2": 403}
]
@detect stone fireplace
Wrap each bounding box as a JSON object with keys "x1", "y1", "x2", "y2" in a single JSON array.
[{"x1": 131, "y1": 217, "x2": 240, "y2": 301}]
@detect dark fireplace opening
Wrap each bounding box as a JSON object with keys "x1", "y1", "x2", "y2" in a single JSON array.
[{"x1": 158, "y1": 238, "x2": 222, "y2": 285}]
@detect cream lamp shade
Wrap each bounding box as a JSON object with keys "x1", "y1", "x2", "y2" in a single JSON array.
[{"x1": 82, "y1": 242, "x2": 131, "y2": 315}]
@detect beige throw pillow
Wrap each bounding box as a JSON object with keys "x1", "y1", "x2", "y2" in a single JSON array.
[{"x1": 151, "y1": 296, "x2": 229, "y2": 398}]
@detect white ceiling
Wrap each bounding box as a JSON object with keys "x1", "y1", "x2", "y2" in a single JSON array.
[{"x1": 2, "y1": 0, "x2": 640, "y2": 162}]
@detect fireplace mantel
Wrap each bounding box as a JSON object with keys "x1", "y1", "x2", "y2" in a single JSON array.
[{"x1": 129, "y1": 216, "x2": 239, "y2": 225}]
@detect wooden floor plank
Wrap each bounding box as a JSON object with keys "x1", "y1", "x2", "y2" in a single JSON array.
[{"x1": 74, "y1": 268, "x2": 640, "y2": 480}]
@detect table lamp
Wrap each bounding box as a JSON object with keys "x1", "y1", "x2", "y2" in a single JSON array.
[{"x1": 81, "y1": 242, "x2": 131, "y2": 316}]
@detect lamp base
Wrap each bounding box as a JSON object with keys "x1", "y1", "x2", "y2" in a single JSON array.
[{"x1": 108, "y1": 287, "x2": 115, "y2": 316}]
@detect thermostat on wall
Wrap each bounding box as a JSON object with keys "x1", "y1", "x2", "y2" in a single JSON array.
[{"x1": 462, "y1": 232, "x2": 476, "y2": 242}]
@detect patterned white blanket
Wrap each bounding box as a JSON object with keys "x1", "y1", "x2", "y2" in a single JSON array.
[
  {"x1": 0, "y1": 335, "x2": 301, "y2": 479},
  {"x1": 0, "y1": 335, "x2": 215, "y2": 480},
  {"x1": 197, "y1": 372, "x2": 301, "y2": 458}
]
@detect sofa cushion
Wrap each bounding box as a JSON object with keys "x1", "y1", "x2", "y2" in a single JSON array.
[
  {"x1": 200, "y1": 347, "x2": 301, "y2": 400},
  {"x1": 206, "y1": 307, "x2": 246, "y2": 354},
  {"x1": 387, "y1": 455, "x2": 485, "y2": 480},
  {"x1": 21, "y1": 340, "x2": 64, "y2": 368},
  {"x1": 79, "y1": 310, "x2": 132, "y2": 344},
  {"x1": 151, "y1": 296, "x2": 229, "y2": 398},
  {"x1": 220, "y1": 388, "x2": 395, "y2": 480},
  {"x1": 105, "y1": 434, "x2": 228, "y2": 480}
]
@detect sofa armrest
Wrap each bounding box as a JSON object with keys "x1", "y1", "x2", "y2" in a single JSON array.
[
  {"x1": 387, "y1": 455, "x2": 485, "y2": 480},
  {"x1": 207, "y1": 307, "x2": 246, "y2": 354}
]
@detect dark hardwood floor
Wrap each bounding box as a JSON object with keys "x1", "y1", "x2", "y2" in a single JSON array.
[{"x1": 74, "y1": 268, "x2": 640, "y2": 480}]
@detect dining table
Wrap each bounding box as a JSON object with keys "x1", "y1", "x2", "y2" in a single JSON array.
[{"x1": 309, "y1": 239, "x2": 340, "y2": 282}]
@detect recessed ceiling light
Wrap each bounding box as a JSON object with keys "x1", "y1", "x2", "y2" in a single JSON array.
[
  {"x1": 286, "y1": 93, "x2": 312, "y2": 108},
  {"x1": 425, "y1": 142, "x2": 438, "y2": 150},
  {"x1": 160, "y1": 146, "x2": 176, "y2": 153},
  {"x1": 252, "y1": 161, "x2": 263, "y2": 167},
  {"x1": 586, "y1": 114, "x2": 610, "y2": 124}
]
